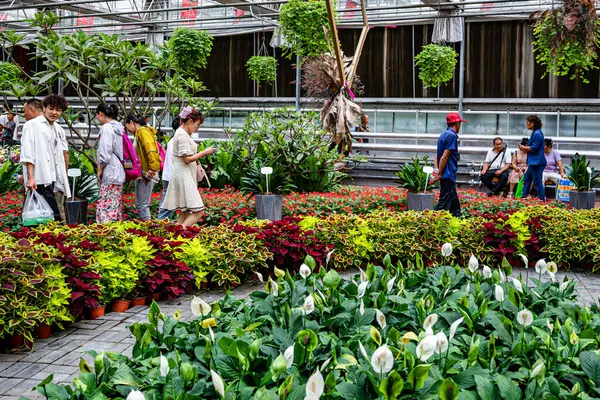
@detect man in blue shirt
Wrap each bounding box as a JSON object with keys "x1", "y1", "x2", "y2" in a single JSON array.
[{"x1": 431, "y1": 112, "x2": 465, "y2": 217}]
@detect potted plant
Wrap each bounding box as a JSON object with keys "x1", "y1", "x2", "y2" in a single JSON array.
[
  {"x1": 394, "y1": 156, "x2": 438, "y2": 211},
  {"x1": 129, "y1": 287, "x2": 147, "y2": 307},
  {"x1": 566, "y1": 153, "x2": 599, "y2": 209},
  {"x1": 241, "y1": 160, "x2": 296, "y2": 221},
  {"x1": 246, "y1": 55, "x2": 278, "y2": 96},
  {"x1": 65, "y1": 150, "x2": 99, "y2": 225},
  {"x1": 414, "y1": 44, "x2": 458, "y2": 88}
]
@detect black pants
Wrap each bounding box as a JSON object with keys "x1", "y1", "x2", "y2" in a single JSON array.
[
  {"x1": 434, "y1": 178, "x2": 461, "y2": 217},
  {"x1": 36, "y1": 184, "x2": 62, "y2": 221},
  {"x1": 480, "y1": 170, "x2": 509, "y2": 195}
]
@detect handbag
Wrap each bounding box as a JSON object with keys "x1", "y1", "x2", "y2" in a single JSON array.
[{"x1": 196, "y1": 163, "x2": 211, "y2": 187}]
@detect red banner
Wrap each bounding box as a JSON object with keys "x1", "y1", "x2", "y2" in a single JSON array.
[
  {"x1": 233, "y1": 8, "x2": 245, "y2": 25},
  {"x1": 181, "y1": 0, "x2": 198, "y2": 25},
  {"x1": 344, "y1": 0, "x2": 358, "y2": 19},
  {"x1": 76, "y1": 14, "x2": 94, "y2": 31}
]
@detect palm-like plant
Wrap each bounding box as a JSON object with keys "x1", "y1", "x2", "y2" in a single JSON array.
[
  {"x1": 394, "y1": 156, "x2": 438, "y2": 192},
  {"x1": 241, "y1": 158, "x2": 296, "y2": 195},
  {"x1": 566, "y1": 153, "x2": 600, "y2": 191}
]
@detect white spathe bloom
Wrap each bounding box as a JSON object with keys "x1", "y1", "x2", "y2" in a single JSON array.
[
  {"x1": 320, "y1": 357, "x2": 332, "y2": 371},
  {"x1": 127, "y1": 391, "x2": 145, "y2": 400},
  {"x1": 499, "y1": 270, "x2": 507, "y2": 283},
  {"x1": 423, "y1": 313, "x2": 438, "y2": 330},
  {"x1": 375, "y1": 309, "x2": 387, "y2": 330},
  {"x1": 326, "y1": 249, "x2": 335, "y2": 265},
  {"x1": 299, "y1": 264, "x2": 311, "y2": 279},
  {"x1": 357, "y1": 281, "x2": 368, "y2": 298},
  {"x1": 495, "y1": 285, "x2": 505, "y2": 302},
  {"x1": 468, "y1": 255, "x2": 479, "y2": 273},
  {"x1": 531, "y1": 361, "x2": 545, "y2": 378},
  {"x1": 359, "y1": 268, "x2": 367, "y2": 283},
  {"x1": 482, "y1": 265, "x2": 492, "y2": 279},
  {"x1": 159, "y1": 355, "x2": 169, "y2": 377},
  {"x1": 191, "y1": 296, "x2": 211, "y2": 317},
  {"x1": 305, "y1": 370, "x2": 324, "y2": 399},
  {"x1": 546, "y1": 319, "x2": 554, "y2": 333},
  {"x1": 518, "y1": 254, "x2": 529, "y2": 268},
  {"x1": 359, "y1": 341, "x2": 369, "y2": 360},
  {"x1": 512, "y1": 278, "x2": 523, "y2": 293},
  {"x1": 548, "y1": 272, "x2": 556, "y2": 283},
  {"x1": 371, "y1": 345, "x2": 394, "y2": 374},
  {"x1": 535, "y1": 259, "x2": 547, "y2": 274},
  {"x1": 303, "y1": 294, "x2": 315, "y2": 315},
  {"x1": 441, "y1": 243, "x2": 453, "y2": 257},
  {"x1": 255, "y1": 271, "x2": 264, "y2": 283},
  {"x1": 560, "y1": 280, "x2": 569, "y2": 291},
  {"x1": 449, "y1": 317, "x2": 464, "y2": 341},
  {"x1": 208, "y1": 326, "x2": 215, "y2": 343},
  {"x1": 387, "y1": 276, "x2": 397, "y2": 293},
  {"x1": 425, "y1": 326, "x2": 434, "y2": 337},
  {"x1": 435, "y1": 331, "x2": 449, "y2": 354},
  {"x1": 211, "y1": 369, "x2": 225, "y2": 398},
  {"x1": 517, "y1": 309, "x2": 534, "y2": 326},
  {"x1": 546, "y1": 261, "x2": 558, "y2": 274},
  {"x1": 416, "y1": 335, "x2": 438, "y2": 362},
  {"x1": 270, "y1": 278, "x2": 279, "y2": 297},
  {"x1": 359, "y1": 299, "x2": 365, "y2": 316},
  {"x1": 284, "y1": 345, "x2": 294, "y2": 369}
]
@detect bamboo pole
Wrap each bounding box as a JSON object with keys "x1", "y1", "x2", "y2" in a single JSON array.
[
  {"x1": 348, "y1": 0, "x2": 370, "y2": 88},
  {"x1": 324, "y1": 0, "x2": 346, "y2": 87}
]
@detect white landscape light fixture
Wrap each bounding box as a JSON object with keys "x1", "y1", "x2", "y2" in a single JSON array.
[
  {"x1": 67, "y1": 168, "x2": 81, "y2": 201},
  {"x1": 423, "y1": 166, "x2": 434, "y2": 193},
  {"x1": 261, "y1": 167, "x2": 273, "y2": 194},
  {"x1": 587, "y1": 167, "x2": 593, "y2": 191}
]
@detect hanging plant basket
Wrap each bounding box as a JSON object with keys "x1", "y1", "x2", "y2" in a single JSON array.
[
  {"x1": 279, "y1": 0, "x2": 331, "y2": 58},
  {"x1": 246, "y1": 56, "x2": 278, "y2": 84},
  {"x1": 531, "y1": 0, "x2": 600, "y2": 83},
  {"x1": 414, "y1": 44, "x2": 458, "y2": 88},
  {"x1": 169, "y1": 27, "x2": 214, "y2": 75}
]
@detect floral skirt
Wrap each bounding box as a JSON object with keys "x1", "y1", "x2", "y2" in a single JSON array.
[{"x1": 96, "y1": 183, "x2": 123, "y2": 224}]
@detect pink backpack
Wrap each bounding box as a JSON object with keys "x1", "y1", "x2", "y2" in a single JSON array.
[
  {"x1": 121, "y1": 131, "x2": 142, "y2": 181},
  {"x1": 157, "y1": 141, "x2": 166, "y2": 171}
]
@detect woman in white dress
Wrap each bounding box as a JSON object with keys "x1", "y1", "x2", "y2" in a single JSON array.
[{"x1": 162, "y1": 107, "x2": 217, "y2": 226}]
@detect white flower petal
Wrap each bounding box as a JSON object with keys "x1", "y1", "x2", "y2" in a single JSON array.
[
  {"x1": 370, "y1": 345, "x2": 394, "y2": 374},
  {"x1": 535, "y1": 259, "x2": 547, "y2": 274},
  {"x1": 375, "y1": 309, "x2": 387, "y2": 330},
  {"x1": 299, "y1": 264, "x2": 311, "y2": 279},
  {"x1": 191, "y1": 296, "x2": 211, "y2": 317},
  {"x1": 303, "y1": 294, "x2": 315, "y2": 315},
  {"x1": 435, "y1": 331, "x2": 448, "y2": 354},
  {"x1": 357, "y1": 281, "x2": 368, "y2": 298},
  {"x1": 305, "y1": 370, "x2": 324, "y2": 397},
  {"x1": 517, "y1": 309, "x2": 534, "y2": 326},
  {"x1": 518, "y1": 254, "x2": 529, "y2": 268},
  {"x1": 359, "y1": 268, "x2": 367, "y2": 283},
  {"x1": 211, "y1": 369, "x2": 225, "y2": 398},
  {"x1": 512, "y1": 278, "x2": 523, "y2": 293},
  {"x1": 423, "y1": 313, "x2": 438, "y2": 330},
  {"x1": 359, "y1": 299, "x2": 365, "y2": 316},
  {"x1": 449, "y1": 317, "x2": 464, "y2": 341},
  {"x1": 127, "y1": 390, "x2": 145, "y2": 400},
  {"x1": 255, "y1": 272, "x2": 264, "y2": 283},
  {"x1": 387, "y1": 276, "x2": 397, "y2": 293},
  {"x1": 416, "y1": 335, "x2": 438, "y2": 362},
  {"x1": 495, "y1": 285, "x2": 505, "y2": 302},
  {"x1": 468, "y1": 255, "x2": 479, "y2": 273},
  {"x1": 284, "y1": 345, "x2": 294, "y2": 369},
  {"x1": 441, "y1": 243, "x2": 453, "y2": 257},
  {"x1": 159, "y1": 355, "x2": 169, "y2": 377},
  {"x1": 359, "y1": 341, "x2": 369, "y2": 360},
  {"x1": 482, "y1": 265, "x2": 492, "y2": 279},
  {"x1": 326, "y1": 249, "x2": 335, "y2": 266}
]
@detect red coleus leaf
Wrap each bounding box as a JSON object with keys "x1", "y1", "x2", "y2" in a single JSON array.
[{"x1": 2, "y1": 282, "x2": 16, "y2": 291}]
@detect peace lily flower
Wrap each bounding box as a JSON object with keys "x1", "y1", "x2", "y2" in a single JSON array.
[
  {"x1": 358, "y1": 268, "x2": 367, "y2": 283},
  {"x1": 512, "y1": 278, "x2": 523, "y2": 293},
  {"x1": 449, "y1": 317, "x2": 464, "y2": 341},
  {"x1": 495, "y1": 285, "x2": 505, "y2": 302},
  {"x1": 499, "y1": 270, "x2": 507, "y2": 283},
  {"x1": 546, "y1": 261, "x2": 558, "y2": 274},
  {"x1": 546, "y1": 319, "x2": 554, "y2": 333},
  {"x1": 441, "y1": 243, "x2": 453, "y2": 257},
  {"x1": 416, "y1": 335, "x2": 438, "y2": 362},
  {"x1": 274, "y1": 266, "x2": 285, "y2": 279},
  {"x1": 468, "y1": 255, "x2": 479, "y2": 273},
  {"x1": 531, "y1": 361, "x2": 545, "y2": 379},
  {"x1": 359, "y1": 299, "x2": 365, "y2": 316},
  {"x1": 570, "y1": 331, "x2": 579, "y2": 345},
  {"x1": 269, "y1": 277, "x2": 279, "y2": 297},
  {"x1": 517, "y1": 309, "x2": 534, "y2": 326},
  {"x1": 560, "y1": 280, "x2": 569, "y2": 291},
  {"x1": 326, "y1": 249, "x2": 334, "y2": 266},
  {"x1": 191, "y1": 297, "x2": 211, "y2": 317},
  {"x1": 320, "y1": 357, "x2": 332, "y2": 371},
  {"x1": 305, "y1": 370, "x2": 324, "y2": 399},
  {"x1": 284, "y1": 345, "x2": 294, "y2": 368},
  {"x1": 535, "y1": 259, "x2": 547, "y2": 274},
  {"x1": 435, "y1": 331, "x2": 448, "y2": 354},
  {"x1": 208, "y1": 326, "x2": 215, "y2": 342},
  {"x1": 518, "y1": 253, "x2": 528, "y2": 268},
  {"x1": 303, "y1": 294, "x2": 315, "y2": 315},
  {"x1": 299, "y1": 264, "x2": 311, "y2": 279},
  {"x1": 387, "y1": 276, "x2": 397, "y2": 293},
  {"x1": 425, "y1": 326, "x2": 434, "y2": 337},
  {"x1": 423, "y1": 313, "x2": 438, "y2": 330},
  {"x1": 375, "y1": 309, "x2": 387, "y2": 330},
  {"x1": 126, "y1": 391, "x2": 145, "y2": 400},
  {"x1": 482, "y1": 265, "x2": 492, "y2": 279},
  {"x1": 401, "y1": 332, "x2": 419, "y2": 345},
  {"x1": 255, "y1": 272, "x2": 264, "y2": 283},
  {"x1": 211, "y1": 369, "x2": 225, "y2": 398},
  {"x1": 201, "y1": 318, "x2": 216, "y2": 328},
  {"x1": 359, "y1": 341, "x2": 369, "y2": 360},
  {"x1": 357, "y1": 281, "x2": 368, "y2": 298},
  {"x1": 371, "y1": 345, "x2": 394, "y2": 374}
]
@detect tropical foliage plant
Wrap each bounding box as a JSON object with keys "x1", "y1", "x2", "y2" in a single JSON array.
[
  {"x1": 565, "y1": 152, "x2": 600, "y2": 191},
  {"x1": 394, "y1": 156, "x2": 438, "y2": 192},
  {"x1": 414, "y1": 44, "x2": 458, "y2": 88}
]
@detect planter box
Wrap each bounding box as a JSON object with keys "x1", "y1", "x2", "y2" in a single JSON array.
[
  {"x1": 66, "y1": 199, "x2": 88, "y2": 225},
  {"x1": 569, "y1": 190, "x2": 595, "y2": 210},
  {"x1": 407, "y1": 192, "x2": 435, "y2": 212},
  {"x1": 256, "y1": 194, "x2": 283, "y2": 221}
]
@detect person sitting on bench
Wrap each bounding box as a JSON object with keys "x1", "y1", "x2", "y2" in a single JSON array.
[
  {"x1": 542, "y1": 138, "x2": 567, "y2": 185},
  {"x1": 480, "y1": 137, "x2": 511, "y2": 196}
]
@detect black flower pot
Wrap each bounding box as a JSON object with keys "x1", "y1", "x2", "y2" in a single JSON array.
[
  {"x1": 569, "y1": 190, "x2": 595, "y2": 210},
  {"x1": 256, "y1": 194, "x2": 282, "y2": 221},
  {"x1": 406, "y1": 192, "x2": 434, "y2": 212},
  {"x1": 66, "y1": 199, "x2": 89, "y2": 225}
]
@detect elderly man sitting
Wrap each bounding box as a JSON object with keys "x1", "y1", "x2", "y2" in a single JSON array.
[{"x1": 480, "y1": 137, "x2": 511, "y2": 196}]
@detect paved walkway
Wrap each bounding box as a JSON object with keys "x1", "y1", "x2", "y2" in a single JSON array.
[{"x1": 1, "y1": 268, "x2": 599, "y2": 399}]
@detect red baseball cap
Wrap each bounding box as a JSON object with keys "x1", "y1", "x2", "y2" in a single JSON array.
[{"x1": 446, "y1": 112, "x2": 467, "y2": 124}]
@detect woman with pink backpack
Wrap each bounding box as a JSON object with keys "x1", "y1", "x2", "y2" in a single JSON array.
[{"x1": 95, "y1": 103, "x2": 126, "y2": 223}]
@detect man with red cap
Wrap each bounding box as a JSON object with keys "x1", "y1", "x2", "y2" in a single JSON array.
[{"x1": 430, "y1": 112, "x2": 466, "y2": 217}]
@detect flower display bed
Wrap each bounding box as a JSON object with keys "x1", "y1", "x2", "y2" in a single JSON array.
[{"x1": 23, "y1": 256, "x2": 600, "y2": 399}]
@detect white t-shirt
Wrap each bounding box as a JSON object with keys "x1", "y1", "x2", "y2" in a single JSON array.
[
  {"x1": 485, "y1": 147, "x2": 510, "y2": 169},
  {"x1": 161, "y1": 138, "x2": 175, "y2": 182}
]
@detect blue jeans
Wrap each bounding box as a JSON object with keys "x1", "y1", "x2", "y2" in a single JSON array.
[
  {"x1": 157, "y1": 180, "x2": 172, "y2": 220},
  {"x1": 135, "y1": 179, "x2": 154, "y2": 221},
  {"x1": 522, "y1": 164, "x2": 545, "y2": 201}
]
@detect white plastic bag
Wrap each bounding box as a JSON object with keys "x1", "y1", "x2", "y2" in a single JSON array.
[{"x1": 22, "y1": 190, "x2": 54, "y2": 226}]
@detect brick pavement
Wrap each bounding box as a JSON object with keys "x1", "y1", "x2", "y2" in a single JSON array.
[{"x1": 1, "y1": 269, "x2": 599, "y2": 399}]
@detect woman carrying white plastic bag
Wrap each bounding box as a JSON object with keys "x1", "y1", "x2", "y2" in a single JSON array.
[{"x1": 22, "y1": 190, "x2": 54, "y2": 226}]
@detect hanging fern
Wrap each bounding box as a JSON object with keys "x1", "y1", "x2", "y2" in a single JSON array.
[
  {"x1": 414, "y1": 44, "x2": 458, "y2": 88},
  {"x1": 246, "y1": 56, "x2": 278, "y2": 84}
]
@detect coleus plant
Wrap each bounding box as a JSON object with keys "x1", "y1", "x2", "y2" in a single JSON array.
[{"x1": 29, "y1": 250, "x2": 600, "y2": 399}]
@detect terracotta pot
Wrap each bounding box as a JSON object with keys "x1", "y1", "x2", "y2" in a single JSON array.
[
  {"x1": 200, "y1": 281, "x2": 209, "y2": 290},
  {"x1": 88, "y1": 305, "x2": 105, "y2": 320},
  {"x1": 112, "y1": 299, "x2": 131, "y2": 313},
  {"x1": 35, "y1": 323, "x2": 52, "y2": 339},
  {"x1": 10, "y1": 334, "x2": 24, "y2": 349},
  {"x1": 130, "y1": 297, "x2": 146, "y2": 307},
  {"x1": 185, "y1": 284, "x2": 194, "y2": 294},
  {"x1": 151, "y1": 293, "x2": 162, "y2": 302}
]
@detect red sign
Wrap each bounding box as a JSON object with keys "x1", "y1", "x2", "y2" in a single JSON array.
[
  {"x1": 344, "y1": 0, "x2": 358, "y2": 19},
  {"x1": 180, "y1": 0, "x2": 198, "y2": 25},
  {"x1": 76, "y1": 14, "x2": 94, "y2": 31},
  {"x1": 233, "y1": 8, "x2": 245, "y2": 25}
]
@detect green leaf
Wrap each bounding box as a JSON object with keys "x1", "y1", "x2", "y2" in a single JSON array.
[
  {"x1": 474, "y1": 375, "x2": 499, "y2": 400},
  {"x1": 163, "y1": 373, "x2": 183, "y2": 400},
  {"x1": 439, "y1": 378, "x2": 459, "y2": 400},
  {"x1": 323, "y1": 270, "x2": 341, "y2": 288},
  {"x1": 109, "y1": 363, "x2": 140, "y2": 387},
  {"x1": 580, "y1": 351, "x2": 600, "y2": 387},
  {"x1": 496, "y1": 375, "x2": 522, "y2": 400},
  {"x1": 379, "y1": 370, "x2": 404, "y2": 400},
  {"x1": 337, "y1": 382, "x2": 363, "y2": 399},
  {"x1": 407, "y1": 364, "x2": 431, "y2": 390}
]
